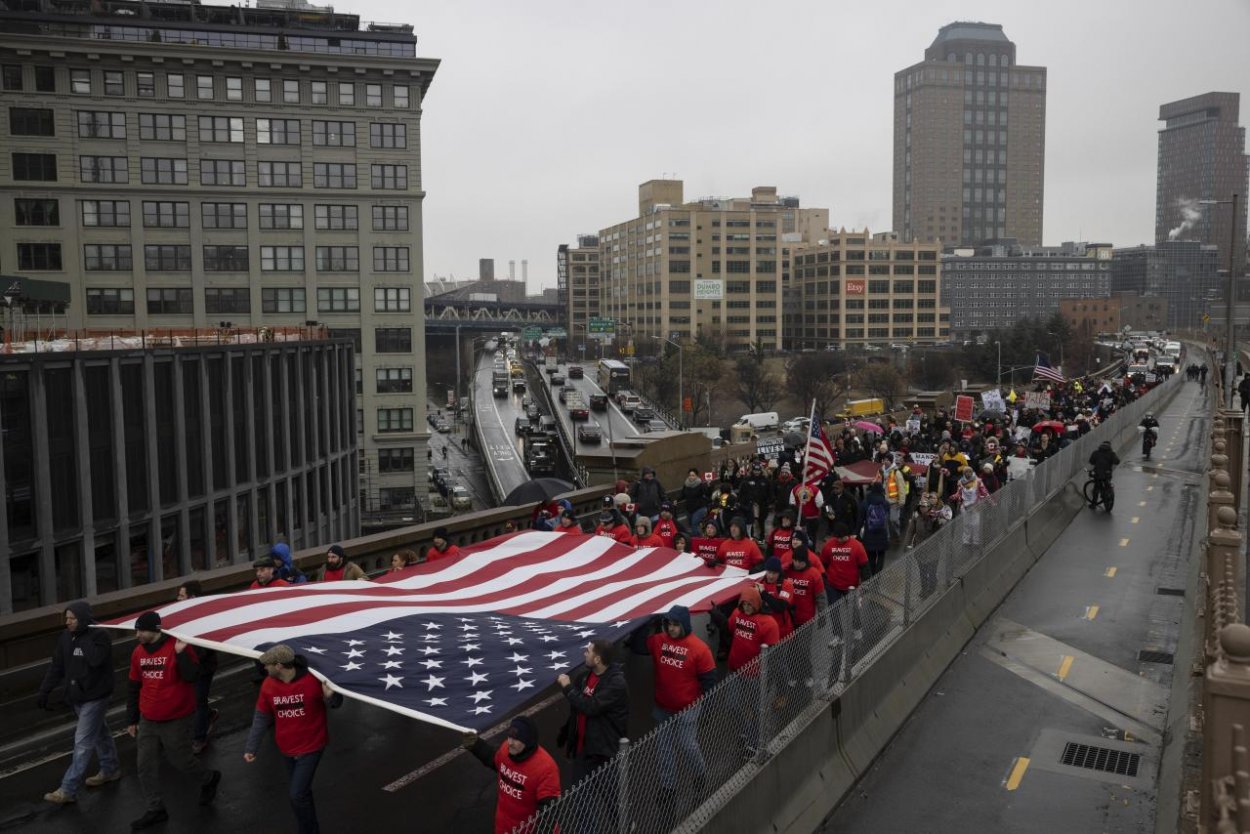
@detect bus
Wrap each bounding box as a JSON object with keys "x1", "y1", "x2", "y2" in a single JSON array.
[{"x1": 597, "y1": 359, "x2": 631, "y2": 395}]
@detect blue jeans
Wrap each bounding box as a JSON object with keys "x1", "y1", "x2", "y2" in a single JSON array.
[
  {"x1": 652, "y1": 705, "x2": 705, "y2": 790},
  {"x1": 61, "y1": 697, "x2": 120, "y2": 795},
  {"x1": 283, "y1": 748, "x2": 324, "y2": 834}
]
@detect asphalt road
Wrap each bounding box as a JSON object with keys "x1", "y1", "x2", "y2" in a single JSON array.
[
  {"x1": 471, "y1": 352, "x2": 531, "y2": 499},
  {"x1": 821, "y1": 377, "x2": 1208, "y2": 834}
]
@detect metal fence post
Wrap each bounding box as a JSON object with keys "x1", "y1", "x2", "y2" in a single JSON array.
[
  {"x1": 840, "y1": 593, "x2": 854, "y2": 685},
  {"x1": 615, "y1": 737, "x2": 630, "y2": 834},
  {"x1": 754, "y1": 645, "x2": 771, "y2": 765}
]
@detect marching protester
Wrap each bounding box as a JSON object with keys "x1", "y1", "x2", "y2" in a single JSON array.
[
  {"x1": 858, "y1": 483, "x2": 892, "y2": 576},
  {"x1": 39, "y1": 601, "x2": 121, "y2": 804},
  {"x1": 552, "y1": 508, "x2": 584, "y2": 534},
  {"x1": 425, "y1": 527, "x2": 461, "y2": 563},
  {"x1": 556, "y1": 638, "x2": 630, "y2": 787},
  {"x1": 784, "y1": 543, "x2": 827, "y2": 630},
  {"x1": 709, "y1": 586, "x2": 780, "y2": 674},
  {"x1": 250, "y1": 555, "x2": 291, "y2": 589},
  {"x1": 389, "y1": 549, "x2": 420, "y2": 573},
  {"x1": 713, "y1": 517, "x2": 765, "y2": 572},
  {"x1": 765, "y1": 509, "x2": 807, "y2": 566},
  {"x1": 820, "y1": 523, "x2": 868, "y2": 604},
  {"x1": 647, "y1": 606, "x2": 717, "y2": 799},
  {"x1": 318, "y1": 544, "x2": 368, "y2": 581},
  {"x1": 593, "y1": 504, "x2": 633, "y2": 543},
  {"x1": 463, "y1": 717, "x2": 562, "y2": 834},
  {"x1": 653, "y1": 502, "x2": 683, "y2": 548},
  {"x1": 757, "y1": 558, "x2": 796, "y2": 639},
  {"x1": 630, "y1": 515, "x2": 666, "y2": 548},
  {"x1": 243, "y1": 644, "x2": 344, "y2": 834},
  {"x1": 629, "y1": 465, "x2": 667, "y2": 521},
  {"x1": 175, "y1": 581, "x2": 219, "y2": 754}
]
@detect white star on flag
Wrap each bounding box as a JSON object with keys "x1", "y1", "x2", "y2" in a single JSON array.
[
  {"x1": 344, "y1": 648, "x2": 365, "y2": 659},
  {"x1": 345, "y1": 639, "x2": 365, "y2": 647},
  {"x1": 383, "y1": 631, "x2": 404, "y2": 641},
  {"x1": 424, "y1": 697, "x2": 448, "y2": 707},
  {"x1": 340, "y1": 661, "x2": 363, "y2": 671},
  {"x1": 547, "y1": 651, "x2": 566, "y2": 660},
  {"x1": 380, "y1": 674, "x2": 403, "y2": 690},
  {"x1": 469, "y1": 690, "x2": 492, "y2": 704},
  {"x1": 421, "y1": 674, "x2": 445, "y2": 691},
  {"x1": 419, "y1": 659, "x2": 443, "y2": 669},
  {"x1": 510, "y1": 679, "x2": 535, "y2": 692},
  {"x1": 462, "y1": 643, "x2": 481, "y2": 652},
  {"x1": 461, "y1": 657, "x2": 484, "y2": 668},
  {"x1": 511, "y1": 665, "x2": 532, "y2": 676},
  {"x1": 506, "y1": 638, "x2": 525, "y2": 646},
  {"x1": 384, "y1": 646, "x2": 405, "y2": 656},
  {"x1": 423, "y1": 622, "x2": 443, "y2": 630},
  {"x1": 465, "y1": 671, "x2": 488, "y2": 685},
  {"x1": 381, "y1": 660, "x2": 403, "y2": 670},
  {"x1": 419, "y1": 646, "x2": 439, "y2": 656},
  {"x1": 506, "y1": 653, "x2": 529, "y2": 663},
  {"x1": 472, "y1": 705, "x2": 493, "y2": 715},
  {"x1": 304, "y1": 646, "x2": 326, "y2": 654}
]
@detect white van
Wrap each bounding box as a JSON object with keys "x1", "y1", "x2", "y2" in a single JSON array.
[
  {"x1": 1163, "y1": 341, "x2": 1182, "y2": 360},
  {"x1": 735, "y1": 412, "x2": 780, "y2": 431}
]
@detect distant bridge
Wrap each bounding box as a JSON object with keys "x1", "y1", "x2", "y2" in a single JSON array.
[{"x1": 423, "y1": 297, "x2": 562, "y2": 334}]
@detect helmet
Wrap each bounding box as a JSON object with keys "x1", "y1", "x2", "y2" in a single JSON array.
[
  {"x1": 1099, "y1": 441, "x2": 1112, "y2": 450},
  {"x1": 1145, "y1": 412, "x2": 1153, "y2": 419}
]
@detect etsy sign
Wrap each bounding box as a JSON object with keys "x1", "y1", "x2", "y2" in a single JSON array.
[{"x1": 845, "y1": 279, "x2": 866, "y2": 295}]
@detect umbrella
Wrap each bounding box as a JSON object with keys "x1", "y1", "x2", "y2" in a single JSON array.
[
  {"x1": 854, "y1": 421, "x2": 885, "y2": 434},
  {"x1": 782, "y1": 431, "x2": 806, "y2": 448},
  {"x1": 1032, "y1": 420, "x2": 1065, "y2": 434},
  {"x1": 502, "y1": 477, "x2": 576, "y2": 506},
  {"x1": 978, "y1": 409, "x2": 1005, "y2": 420}
]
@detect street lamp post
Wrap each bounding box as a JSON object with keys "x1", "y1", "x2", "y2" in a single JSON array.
[
  {"x1": 1046, "y1": 331, "x2": 1064, "y2": 372},
  {"x1": 1199, "y1": 193, "x2": 1241, "y2": 408},
  {"x1": 994, "y1": 340, "x2": 1001, "y2": 387},
  {"x1": 650, "y1": 334, "x2": 684, "y2": 429}
]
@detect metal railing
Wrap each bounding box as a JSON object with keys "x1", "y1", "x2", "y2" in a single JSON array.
[{"x1": 518, "y1": 374, "x2": 1179, "y2": 834}]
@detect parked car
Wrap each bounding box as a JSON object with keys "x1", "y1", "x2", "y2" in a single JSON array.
[
  {"x1": 633, "y1": 406, "x2": 656, "y2": 423},
  {"x1": 515, "y1": 416, "x2": 531, "y2": 436},
  {"x1": 567, "y1": 365, "x2": 584, "y2": 379},
  {"x1": 642, "y1": 419, "x2": 668, "y2": 433},
  {"x1": 434, "y1": 419, "x2": 452, "y2": 432},
  {"x1": 449, "y1": 485, "x2": 472, "y2": 511},
  {"x1": 589, "y1": 394, "x2": 608, "y2": 411},
  {"x1": 577, "y1": 423, "x2": 602, "y2": 444},
  {"x1": 428, "y1": 465, "x2": 449, "y2": 485}
]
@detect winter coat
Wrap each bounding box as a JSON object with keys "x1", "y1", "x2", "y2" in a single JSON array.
[
  {"x1": 679, "y1": 478, "x2": 709, "y2": 517},
  {"x1": 558, "y1": 663, "x2": 629, "y2": 760},
  {"x1": 630, "y1": 476, "x2": 666, "y2": 518},
  {"x1": 40, "y1": 601, "x2": 115, "y2": 705},
  {"x1": 858, "y1": 493, "x2": 892, "y2": 552}
]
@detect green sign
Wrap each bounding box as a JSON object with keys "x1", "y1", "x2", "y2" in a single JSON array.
[
  {"x1": 588, "y1": 317, "x2": 616, "y2": 334},
  {"x1": 522, "y1": 326, "x2": 542, "y2": 340},
  {"x1": 546, "y1": 327, "x2": 568, "y2": 338}
]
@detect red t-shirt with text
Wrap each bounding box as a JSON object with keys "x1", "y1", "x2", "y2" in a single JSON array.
[
  {"x1": 129, "y1": 639, "x2": 198, "y2": 722},
  {"x1": 785, "y1": 565, "x2": 825, "y2": 626},
  {"x1": 820, "y1": 537, "x2": 868, "y2": 591},
  {"x1": 717, "y1": 538, "x2": 764, "y2": 572},
  {"x1": 726, "y1": 609, "x2": 780, "y2": 673},
  {"x1": 646, "y1": 632, "x2": 716, "y2": 712},
  {"x1": 256, "y1": 671, "x2": 330, "y2": 756},
  {"x1": 492, "y1": 743, "x2": 561, "y2": 834}
]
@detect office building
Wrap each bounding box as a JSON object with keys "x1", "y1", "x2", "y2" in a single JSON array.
[
  {"x1": 0, "y1": 331, "x2": 356, "y2": 613},
  {"x1": 893, "y1": 22, "x2": 1046, "y2": 247},
  {"x1": 1156, "y1": 93, "x2": 1248, "y2": 274},
  {"x1": 558, "y1": 235, "x2": 600, "y2": 353},
  {"x1": 1111, "y1": 241, "x2": 1221, "y2": 330},
  {"x1": 792, "y1": 229, "x2": 949, "y2": 349},
  {"x1": 1058, "y1": 292, "x2": 1169, "y2": 339},
  {"x1": 598, "y1": 180, "x2": 827, "y2": 352},
  {"x1": 941, "y1": 240, "x2": 1114, "y2": 337},
  {"x1": 0, "y1": 0, "x2": 439, "y2": 520}
]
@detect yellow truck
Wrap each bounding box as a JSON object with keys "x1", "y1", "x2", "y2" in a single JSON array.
[{"x1": 837, "y1": 398, "x2": 886, "y2": 419}]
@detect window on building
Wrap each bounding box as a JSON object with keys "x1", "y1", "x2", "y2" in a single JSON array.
[
  {"x1": 76, "y1": 110, "x2": 126, "y2": 139},
  {"x1": 199, "y1": 202, "x2": 244, "y2": 229},
  {"x1": 254, "y1": 78, "x2": 271, "y2": 102},
  {"x1": 315, "y1": 246, "x2": 359, "y2": 272},
  {"x1": 79, "y1": 156, "x2": 128, "y2": 184},
  {"x1": 205, "y1": 288, "x2": 250, "y2": 314},
  {"x1": 101, "y1": 70, "x2": 124, "y2": 96},
  {"x1": 261, "y1": 287, "x2": 306, "y2": 314},
  {"x1": 312, "y1": 120, "x2": 356, "y2": 147},
  {"x1": 377, "y1": 408, "x2": 413, "y2": 433},
  {"x1": 258, "y1": 161, "x2": 302, "y2": 187},
  {"x1": 17, "y1": 243, "x2": 62, "y2": 270},
  {"x1": 144, "y1": 244, "x2": 192, "y2": 271},
  {"x1": 136, "y1": 72, "x2": 155, "y2": 97},
  {"x1": 337, "y1": 81, "x2": 354, "y2": 105},
  {"x1": 167, "y1": 73, "x2": 184, "y2": 98},
  {"x1": 15, "y1": 198, "x2": 59, "y2": 226},
  {"x1": 86, "y1": 288, "x2": 134, "y2": 315},
  {"x1": 139, "y1": 157, "x2": 188, "y2": 184},
  {"x1": 257, "y1": 118, "x2": 300, "y2": 145},
  {"x1": 310, "y1": 80, "x2": 327, "y2": 104},
  {"x1": 147, "y1": 288, "x2": 193, "y2": 315},
  {"x1": 365, "y1": 83, "x2": 382, "y2": 106},
  {"x1": 372, "y1": 205, "x2": 408, "y2": 231},
  {"x1": 378, "y1": 447, "x2": 414, "y2": 472},
  {"x1": 369, "y1": 123, "x2": 406, "y2": 148},
  {"x1": 139, "y1": 113, "x2": 186, "y2": 141},
  {"x1": 200, "y1": 159, "x2": 245, "y2": 186},
  {"x1": 12, "y1": 152, "x2": 57, "y2": 181},
  {"x1": 83, "y1": 244, "x2": 132, "y2": 271},
  {"x1": 260, "y1": 246, "x2": 304, "y2": 271},
  {"x1": 11, "y1": 107, "x2": 56, "y2": 136},
  {"x1": 314, "y1": 163, "x2": 356, "y2": 189},
  {"x1": 225, "y1": 76, "x2": 242, "y2": 101},
  {"x1": 315, "y1": 204, "x2": 358, "y2": 230},
  {"x1": 2, "y1": 64, "x2": 23, "y2": 90},
  {"x1": 70, "y1": 69, "x2": 91, "y2": 95},
  {"x1": 375, "y1": 367, "x2": 413, "y2": 394},
  {"x1": 282, "y1": 79, "x2": 299, "y2": 103},
  {"x1": 370, "y1": 164, "x2": 407, "y2": 190},
  {"x1": 373, "y1": 246, "x2": 409, "y2": 271},
  {"x1": 393, "y1": 85, "x2": 410, "y2": 108},
  {"x1": 81, "y1": 200, "x2": 129, "y2": 227},
  {"x1": 198, "y1": 116, "x2": 244, "y2": 143},
  {"x1": 202, "y1": 245, "x2": 249, "y2": 271},
  {"x1": 374, "y1": 327, "x2": 411, "y2": 353},
  {"x1": 143, "y1": 201, "x2": 190, "y2": 228},
  {"x1": 374, "y1": 287, "x2": 410, "y2": 312},
  {"x1": 196, "y1": 75, "x2": 214, "y2": 100},
  {"x1": 317, "y1": 287, "x2": 359, "y2": 313},
  {"x1": 34, "y1": 66, "x2": 55, "y2": 92},
  {"x1": 258, "y1": 203, "x2": 302, "y2": 229}
]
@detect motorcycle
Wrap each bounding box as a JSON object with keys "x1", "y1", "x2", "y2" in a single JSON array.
[{"x1": 1139, "y1": 426, "x2": 1157, "y2": 459}]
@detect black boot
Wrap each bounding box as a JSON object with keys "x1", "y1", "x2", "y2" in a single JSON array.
[{"x1": 131, "y1": 807, "x2": 169, "y2": 830}]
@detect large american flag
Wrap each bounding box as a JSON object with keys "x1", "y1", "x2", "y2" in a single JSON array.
[
  {"x1": 1033, "y1": 352, "x2": 1066, "y2": 383},
  {"x1": 102, "y1": 532, "x2": 749, "y2": 731},
  {"x1": 802, "y1": 401, "x2": 836, "y2": 484}
]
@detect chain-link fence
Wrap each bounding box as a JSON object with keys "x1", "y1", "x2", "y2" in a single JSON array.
[{"x1": 516, "y1": 373, "x2": 1180, "y2": 834}]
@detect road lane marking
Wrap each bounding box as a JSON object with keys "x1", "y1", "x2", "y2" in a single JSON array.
[
  {"x1": 1057, "y1": 655, "x2": 1074, "y2": 680},
  {"x1": 1119, "y1": 538, "x2": 1130, "y2": 547},
  {"x1": 1005, "y1": 756, "x2": 1030, "y2": 790},
  {"x1": 1138, "y1": 501, "x2": 1147, "y2": 507},
  {"x1": 1131, "y1": 516, "x2": 1140, "y2": 524},
  {"x1": 1085, "y1": 605, "x2": 1100, "y2": 620},
  {"x1": 1146, "y1": 486, "x2": 1154, "y2": 492},
  {"x1": 1105, "y1": 567, "x2": 1117, "y2": 578}
]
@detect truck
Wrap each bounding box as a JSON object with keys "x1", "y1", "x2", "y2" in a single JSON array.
[
  {"x1": 566, "y1": 391, "x2": 589, "y2": 421},
  {"x1": 1163, "y1": 341, "x2": 1182, "y2": 361},
  {"x1": 492, "y1": 371, "x2": 509, "y2": 398},
  {"x1": 734, "y1": 411, "x2": 780, "y2": 431},
  {"x1": 836, "y1": 398, "x2": 886, "y2": 419},
  {"x1": 544, "y1": 355, "x2": 558, "y2": 374}
]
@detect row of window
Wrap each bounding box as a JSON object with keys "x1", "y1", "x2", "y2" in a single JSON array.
[
  {"x1": 16, "y1": 243, "x2": 410, "y2": 273},
  {"x1": 10, "y1": 153, "x2": 409, "y2": 189},
  {"x1": 0, "y1": 65, "x2": 410, "y2": 108},
  {"x1": 16, "y1": 199, "x2": 409, "y2": 232},
  {"x1": 85, "y1": 287, "x2": 414, "y2": 318},
  {"x1": 9, "y1": 108, "x2": 409, "y2": 150}
]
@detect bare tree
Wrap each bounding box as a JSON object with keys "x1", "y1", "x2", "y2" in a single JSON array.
[
  {"x1": 857, "y1": 363, "x2": 904, "y2": 406},
  {"x1": 785, "y1": 352, "x2": 846, "y2": 418},
  {"x1": 733, "y1": 346, "x2": 783, "y2": 413}
]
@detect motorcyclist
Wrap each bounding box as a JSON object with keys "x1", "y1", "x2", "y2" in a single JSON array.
[
  {"x1": 1139, "y1": 413, "x2": 1160, "y2": 459},
  {"x1": 1087, "y1": 440, "x2": 1120, "y2": 508}
]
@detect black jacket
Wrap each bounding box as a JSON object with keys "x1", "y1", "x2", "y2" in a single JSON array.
[
  {"x1": 40, "y1": 601, "x2": 115, "y2": 705},
  {"x1": 557, "y1": 663, "x2": 629, "y2": 760},
  {"x1": 630, "y1": 477, "x2": 666, "y2": 518}
]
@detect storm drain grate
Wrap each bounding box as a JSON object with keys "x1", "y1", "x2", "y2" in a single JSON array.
[
  {"x1": 1156, "y1": 587, "x2": 1186, "y2": 597},
  {"x1": 1060, "y1": 742, "x2": 1141, "y2": 777},
  {"x1": 1138, "y1": 650, "x2": 1175, "y2": 665}
]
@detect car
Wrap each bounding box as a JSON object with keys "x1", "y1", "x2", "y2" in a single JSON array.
[
  {"x1": 428, "y1": 465, "x2": 449, "y2": 485},
  {"x1": 782, "y1": 417, "x2": 811, "y2": 433},
  {"x1": 515, "y1": 416, "x2": 531, "y2": 436},
  {"x1": 589, "y1": 394, "x2": 608, "y2": 411},
  {"x1": 577, "y1": 424, "x2": 602, "y2": 444},
  {"x1": 569, "y1": 403, "x2": 589, "y2": 421},
  {"x1": 526, "y1": 403, "x2": 541, "y2": 420},
  {"x1": 633, "y1": 406, "x2": 656, "y2": 423},
  {"x1": 434, "y1": 419, "x2": 452, "y2": 432},
  {"x1": 545, "y1": 364, "x2": 559, "y2": 375},
  {"x1": 551, "y1": 374, "x2": 565, "y2": 386},
  {"x1": 538, "y1": 416, "x2": 558, "y2": 435},
  {"x1": 567, "y1": 365, "x2": 584, "y2": 379},
  {"x1": 642, "y1": 419, "x2": 668, "y2": 433},
  {"x1": 521, "y1": 395, "x2": 533, "y2": 409},
  {"x1": 558, "y1": 387, "x2": 570, "y2": 403},
  {"x1": 449, "y1": 485, "x2": 472, "y2": 511},
  {"x1": 619, "y1": 393, "x2": 642, "y2": 413}
]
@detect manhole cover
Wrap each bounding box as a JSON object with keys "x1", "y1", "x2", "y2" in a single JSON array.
[
  {"x1": 1060, "y1": 742, "x2": 1141, "y2": 777},
  {"x1": 1139, "y1": 650, "x2": 1174, "y2": 665}
]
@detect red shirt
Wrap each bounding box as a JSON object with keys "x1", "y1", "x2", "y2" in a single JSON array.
[
  {"x1": 129, "y1": 638, "x2": 198, "y2": 722},
  {"x1": 321, "y1": 566, "x2": 348, "y2": 582},
  {"x1": 575, "y1": 672, "x2": 599, "y2": 754},
  {"x1": 492, "y1": 742, "x2": 561, "y2": 834},
  {"x1": 790, "y1": 482, "x2": 823, "y2": 520},
  {"x1": 766, "y1": 526, "x2": 802, "y2": 566},
  {"x1": 726, "y1": 609, "x2": 780, "y2": 673},
  {"x1": 256, "y1": 671, "x2": 330, "y2": 756},
  {"x1": 759, "y1": 578, "x2": 796, "y2": 637},
  {"x1": 646, "y1": 632, "x2": 716, "y2": 712},
  {"x1": 249, "y1": 577, "x2": 291, "y2": 590},
  {"x1": 631, "y1": 533, "x2": 664, "y2": 548},
  {"x1": 425, "y1": 544, "x2": 461, "y2": 563},
  {"x1": 654, "y1": 518, "x2": 680, "y2": 548},
  {"x1": 716, "y1": 538, "x2": 764, "y2": 572},
  {"x1": 820, "y1": 537, "x2": 868, "y2": 591},
  {"x1": 552, "y1": 523, "x2": 582, "y2": 535},
  {"x1": 785, "y1": 565, "x2": 825, "y2": 626},
  {"x1": 594, "y1": 522, "x2": 633, "y2": 544},
  {"x1": 692, "y1": 537, "x2": 723, "y2": 563}
]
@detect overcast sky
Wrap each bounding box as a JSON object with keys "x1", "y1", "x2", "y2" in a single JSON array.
[{"x1": 346, "y1": 0, "x2": 1248, "y2": 293}]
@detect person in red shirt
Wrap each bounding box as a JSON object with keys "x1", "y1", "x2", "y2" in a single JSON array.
[
  {"x1": 765, "y1": 510, "x2": 806, "y2": 568},
  {"x1": 126, "y1": 611, "x2": 221, "y2": 830},
  {"x1": 713, "y1": 517, "x2": 764, "y2": 573},
  {"x1": 317, "y1": 545, "x2": 367, "y2": 582},
  {"x1": 250, "y1": 556, "x2": 291, "y2": 590},
  {"x1": 692, "y1": 520, "x2": 724, "y2": 564},
  {"x1": 790, "y1": 480, "x2": 825, "y2": 543},
  {"x1": 425, "y1": 527, "x2": 461, "y2": 563},
  {"x1": 653, "y1": 502, "x2": 682, "y2": 549},
  {"x1": 243, "y1": 644, "x2": 343, "y2": 834},
  {"x1": 464, "y1": 716, "x2": 561, "y2": 834},
  {"x1": 711, "y1": 585, "x2": 780, "y2": 673},
  {"x1": 784, "y1": 543, "x2": 827, "y2": 628},
  {"x1": 629, "y1": 515, "x2": 665, "y2": 548},
  {"x1": 820, "y1": 522, "x2": 868, "y2": 604},
  {"x1": 593, "y1": 509, "x2": 632, "y2": 544},
  {"x1": 552, "y1": 509, "x2": 583, "y2": 534},
  {"x1": 647, "y1": 605, "x2": 717, "y2": 796},
  {"x1": 757, "y1": 558, "x2": 796, "y2": 638}
]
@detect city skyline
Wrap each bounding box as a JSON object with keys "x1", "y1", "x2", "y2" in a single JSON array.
[{"x1": 379, "y1": 0, "x2": 1248, "y2": 292}]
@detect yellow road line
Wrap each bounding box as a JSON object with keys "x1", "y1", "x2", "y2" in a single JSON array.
[
  {"x1": 1085, "y1": 605, "x2": 1100, "y2": 620},
  {"x1": 1119, "y1": 538, "x2": 1130, "y2": 547},
  {"x1": 1105, "y1": 567, "x2": 1117, "y2": 578},
  {"x1": 1006, "y1": 756, "x2": 1030, "y2": 790},
  {"x1": 1057, "y1": 655, "x2": 1074, "y2": 680}
]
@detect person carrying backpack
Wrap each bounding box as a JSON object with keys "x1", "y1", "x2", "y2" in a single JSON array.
[{"x1": 859, "y1": 482, "x2": 891, "y2": 576}]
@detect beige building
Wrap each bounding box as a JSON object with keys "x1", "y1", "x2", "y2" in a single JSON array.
[
  {"x1": 558, "y1": 235, "x2": 600, "y2": 351},
  {"x1": 0, "y1": 0, "x2": 438, "y2": 520},
  {"x1": 598, "y1": 180, "x2": 827, "y2": 352},
  {"x1": 893, "y1": 22, "x2": 1046, "y2": 247},
  {"x1": 793, "y1": 230, "x2": 949, "y2": 349}
]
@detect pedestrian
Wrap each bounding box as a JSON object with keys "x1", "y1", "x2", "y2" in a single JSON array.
[
  {"x1": 647, "y1": 605, "x2": 716, "y2": 802},
  {"x1": 552, "y1": 509, "x2": 583, "y2": 534},
  {"x1": 950, "y1": 466, "x2": 991, "y2": 547},
  {"x1": 251, "y1": 555, "x2": 291, "y2": 589},
  {"x1": 556, "y1": 638, "x2": 630, "y2": 789},
  {"x1": 820, "y1": 522, "x2": 868, "y2": 604},
  {"x1": 425, "y1": 527, "x2": 461, "y2": 563},
  {"x1": 630, "y1": 465, "x2": 666, "y2": 520},
  {"x1": 709, "y1": 586, "x2": 780, "y2": 674},
  {"x1": 680, "y1": 468, "x2": 710, "y2": 528},
  {"x1": 38, "y1": 601, "x2": 121, "y2": 804},
  {"x1": 317, "y1": 544, "x2": 368, "y2": 582},
  {"x1": 783, "y1": 543, "x2": 826, "y2": 630},
  {"x1": 243, "y1": 644, "x2": 343, "y2": 834},
  {"x1": 175, "y1": 581, "x2": 220, "y2": 754},
  {"x1": 630, "y1": 515, "x2": 665, "y2": 548},
  {"x1": 789, "y1": 479, "x2": 825, "y2": 543},
  {"x1": 714, "y1": 517, "x2": 765, "y2": 573},
  {"x1": 821, "y1": 478, "x2": 858, "y2": 537},
  {"x1": 765, "y1": 509, "x2": 806, "y2": 566},
  {"x1": 757, "y1": 557, "x2": 796, "y2": 639},
  {"x1": 671, "y1": 531, "x2": 692, "y2": 554},
  {"x1": 878, "y1": 453, "x2": 909, "y2": 543},
  {"x1": 126, "y1": 611, "x2": 222, "y2": 830},
  {"x1": 653, "y1": 502, "x2": 683, "y2": 549},
  {"x1": 389, "y1": 549, "x2": 419, "y2": 572},
  {"x1": 692, "y1": 519, "x2": 724, "y2": 564},
  {"x1": 593, "y1": 506, "x2": 633, "y2": 543},
  {"x1": 270, "y1": 542, "x2": 307, "y2": 584},
  {"x1": 858, "y1": 482, "x2": 891, "y2": 575},
  {"x1": 463, "y1": 716, "x2": 561, "y2": 834},
  {"x1": 907, "y1": 492, "x2": 951, "y2": 598}
]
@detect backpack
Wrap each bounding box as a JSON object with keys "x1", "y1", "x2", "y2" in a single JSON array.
[{"x1": 865, "y1": 501, "x2": 888, "y2": 535}]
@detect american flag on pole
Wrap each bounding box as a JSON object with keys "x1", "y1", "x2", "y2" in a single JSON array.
[
  {"x1": 1033, "y1": 352, "x2": 1066, "y2": 383},
  {"x1": 801, "y1": 401, "x2": 836, "y2": 484},
  {"x1": 103, "y1": 532, "x2": 749, "y2": 731}
]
